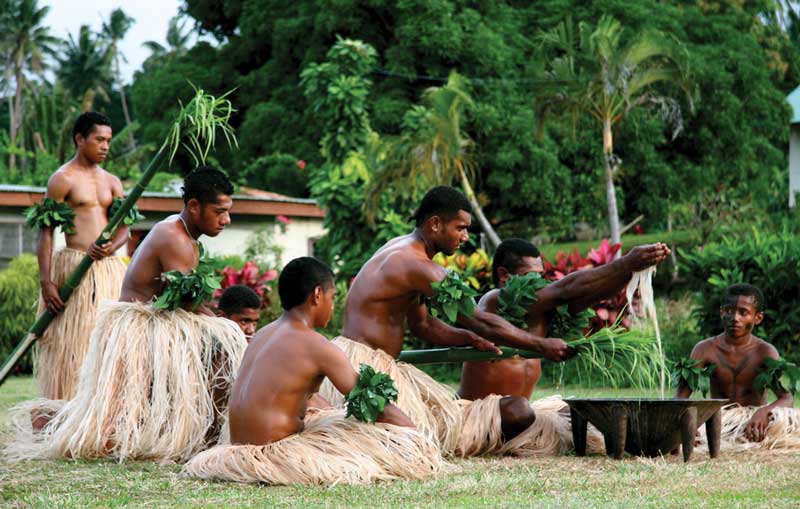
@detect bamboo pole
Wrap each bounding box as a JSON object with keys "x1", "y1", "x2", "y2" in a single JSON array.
[
  {"x1": 0, "y1": 88, "x2": 236, "y2": 387},
  {"x1": 398, "y1": 346, "x2": 541, "y2": 365}
]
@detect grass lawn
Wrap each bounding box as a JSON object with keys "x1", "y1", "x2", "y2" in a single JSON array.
[{"x1": 1, "y1": 376, "x2": 799, "y2": 508}]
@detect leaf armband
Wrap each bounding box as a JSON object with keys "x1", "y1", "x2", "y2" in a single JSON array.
[
  {"x1": 153, "y1": 244, "x2": 221, "y2": 311},
  {"x1": 753, "y1": 357, "x2": 800, "y2": 395},
  {"x1": 670, "y1": 357, "x2": 716, "y2": 397},
  {"x1": 550, "y1": 306, "x2": 596, "y2": 341},
  {"x1": 24, "y1": 198, "x2": 76, "y2": 234},
  {"x1": 429, "y1": 270, "x2": 479, "y2": 324},
  {"x1": 497, "y1": 272, "x2": 550, "y2": 328},
  {"x1": 346, "y1": 364, "x2": 399, "y2": 423},
  {"x1": 108, "y1": 197, "x2": 145, "y2": 226}
]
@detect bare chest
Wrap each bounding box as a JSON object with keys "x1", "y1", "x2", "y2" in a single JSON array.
[{"x1": 66, "y1": 176, "x2": 113, "y2": 210}]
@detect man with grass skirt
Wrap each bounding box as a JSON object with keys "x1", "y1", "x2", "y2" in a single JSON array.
[
  {"x1": 185, "y1": 257, "x2": 443, "y2": 485},
  {"x1": 30, "y1": 112, "x2": 130, "y2": 400},
  {"x1": 676, "y1": 284, "x2": 800, "y2": 452},
  {"x1": 7, "y1": 167, "x2": 247, "y2": 463}
]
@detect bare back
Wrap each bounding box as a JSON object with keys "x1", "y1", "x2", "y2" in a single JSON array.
[
  {"x1": 119, "y1": 216, "x2": 199, "y2": 302},
  {"x1": 342, "y1": 234, "x2": 445, "y2": 358}
]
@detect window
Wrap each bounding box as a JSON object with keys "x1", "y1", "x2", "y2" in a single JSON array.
[{"x1": 0, "y1": 221, "x2": 38, "y2": 266}]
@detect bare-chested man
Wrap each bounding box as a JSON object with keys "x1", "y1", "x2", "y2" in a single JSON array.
[
  {"x1": 185, "y1": 257, "x2": 442, "y2": 485},
  {"x1": 34, "y1": 112, "x2": 129, "y2": 400},
  {"x1": 677, "y1": 284, "x2": 793, "y2": 443}
]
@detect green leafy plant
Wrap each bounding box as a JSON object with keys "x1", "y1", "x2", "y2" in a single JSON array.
[
  {"x1": 753, "y1": 357, "x2": 800, "y2": 395},
  {"x1": 552, "y1": 307, "x2": 597, "y2": 342},
  {"x1": 497, "y1": 272, "x2": 550, "y2": 328},
  {"x1": 345, "y1": 364, "x2": 399, "y2": 423},
  {"x1": 24, "y1": 198, "x2": 76, "y2": 234},
  {"x1": 429, "y1": 270, "x2": 479, "y2": 324},
  {"x1": 670, "y1": 357, "x2": 716, "y2": 397},
  {"x1": 0, "y1": 255, "x2": 39, "y2": 374},
  {"x1": 153, "y1": 244, "x2": 221, "y2": 311},
  {"x1": 107, "y1": 197, "x2": 145, "y2": 227}
]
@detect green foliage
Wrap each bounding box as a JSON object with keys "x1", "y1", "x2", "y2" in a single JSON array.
[
  {"x1": 107, "y1": 197, "x2": 144, "y2": 226},
  {"x1": 679, "y1": 230, "x2": 800, "y2": 363},
  {"x1": 240, "y1": 153, "x2": 308, "y2": 197},
  {"x1": 497, "y1": 272, "x2": 550, "y2": 328},
  {"x1": 552, "y1": 307, "x2": 597, "y2": 342},
  {"x1": 345, "y1": 364, "x2": 399, "y2": 423},
  {"x1": 754, "y1": 357, "x2": 800, "y2": 396},
  {"x1": 670, "y1": 357, "x2": 716, "y2": 397},
  {"x1": 429, "y1": 270, "x2": 478, "y2": 325},
  {"x1": 24, "y1": 198, "x2": 76, "y2": 234},
  {"x1": 244, "y1": 224, "x2": 284, "y2": 269},
  {"x1": 432, "y1": 237, "x2": 492, "y2": 292},
  {"x1": 0, "y1": 255, "x2": 39, "y2": 374},
  {"x1": 153, "y1": 244, "x2": 221, "y2": 311}
]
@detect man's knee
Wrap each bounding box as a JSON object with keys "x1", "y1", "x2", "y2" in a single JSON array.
[{"x1": 500, "y1": 396, "x2": 536, "y2": 433}]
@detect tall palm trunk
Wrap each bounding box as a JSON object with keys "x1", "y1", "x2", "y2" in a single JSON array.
[
  {"x1": 456, "y1": 165, "x2": 500, "y2": 249},
  {"x1": 9, "y1": 67, "x2": 24, "y2": 173},
  {"x1": 116, "y1": 58, "x2": 136, "y2": 149},
  {"x1": 602, "y1": 118, "x2": 622, "y2": 248}
]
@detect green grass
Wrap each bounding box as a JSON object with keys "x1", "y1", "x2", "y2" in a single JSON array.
[
  {"x1": 538, "y1": 230, "x2": 700, "y2": 261},
  {"x1": 1, "y1": 376, "x2": 799, "y2": 508}
]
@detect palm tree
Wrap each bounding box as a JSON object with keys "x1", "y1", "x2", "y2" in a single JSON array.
[
  {"x1": 143, "y1": 15, "x2": 192, "y2": 60},
  {"x1": 367, "y1": 71, "x2": 501, "y2": 248},
  {"x1": 57, "y1": 25, "x2": 112, "y2": 112},
  {"x1": 0, "y1": 0, "x2": 59, "y2": 172},
  {"x1": 535, "y1": 16, "x2": 693, "y2": 246},
  {"x1": 101, "y1": 8, "x2": 135, "y2": 147}
]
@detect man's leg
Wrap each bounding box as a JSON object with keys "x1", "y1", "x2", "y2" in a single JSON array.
[{"x1": 499, "y1": 396, "x2": 536, "y2": 439}]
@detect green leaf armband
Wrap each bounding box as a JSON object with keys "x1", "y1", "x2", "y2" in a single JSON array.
[
  {"x1": 345, "y1": 364, "x2": 399, "y2": 423},
  {"x1": 152, "y1": 244, "x2": 221, "y2": 311},
  {"x1": 497, "y1": 272, "x2": 550, "y2": 328},
  {"x1": 24, "y1": 198, "x2": 76, "y2": 234},
  {"x1": 429, "y1": 270, "x2": 479, "y2": 324},
  {"x1": 108, "y1": 197, "x2": 145, "y2": 227},
  {"x1": 670, "y1": 357, "x2": 716, "y2": 397},
  {"x1": 753, "y1": 357, "x2": 800, "y2": 395},
  {"x1": 550, "y1": 305, "x2": 596, "y2": 341}
]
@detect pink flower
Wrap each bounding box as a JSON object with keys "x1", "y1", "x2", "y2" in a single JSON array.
[
  {"x1": 277, "y1": 215, "x2": 292, "y2": 225},
  {"x1": 296, "y1": 160, "x2": 306, "y2": 170}
]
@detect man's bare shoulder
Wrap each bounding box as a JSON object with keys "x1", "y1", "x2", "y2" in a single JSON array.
[
  {"x1": 752, "y1": 336, "x2": 780, "y2": 359},
  {"x1": 46, "y1": 165, "x2": 75, "y2": 192},
  {"x1": 478, "y1": 288, "x2": 500, "y2": 311},
  {"x1": 691, "y1": 336, "x2": 719, "y2": 359},
  {"x1": 99, "y1": 167, "x2": 123, "y2": 190}
]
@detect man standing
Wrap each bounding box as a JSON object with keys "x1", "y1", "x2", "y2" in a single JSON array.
[{"x1": 33, "y1": 112, "x2": 129, "y2": 400}]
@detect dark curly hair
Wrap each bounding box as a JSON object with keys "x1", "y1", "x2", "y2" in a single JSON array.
[
  {"x1": 182, "y1": 166, "x2": 234, "y2": 204},
  {"x1": 72, "y1": 112, "x2": 111, "y2": 146}
]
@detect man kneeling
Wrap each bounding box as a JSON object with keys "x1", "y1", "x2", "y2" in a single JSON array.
[{"x1": 185, "y1": 257, "x2": 443, "y2": 485}]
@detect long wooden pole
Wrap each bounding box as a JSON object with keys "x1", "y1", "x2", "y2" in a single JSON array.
[{"x1": 398, "y1": 346, "x2": 541, "y2": 365}]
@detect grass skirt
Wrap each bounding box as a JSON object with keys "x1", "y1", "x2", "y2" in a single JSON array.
[
  {"x1": 34, "y1": 249, "x2": 126, "y2": 400},
  {"x1": 6, "y1": 302, "x2": 246, "y2": 463},
  {"x1": 318, "y1": 337, "x2": 571, "y2": 457},
  {"x1": 696, "y1": 404, "x2": 800, "y2": 453},
  {"x1": 183, "y1": 408, "x2": 445, "y2": 485}
]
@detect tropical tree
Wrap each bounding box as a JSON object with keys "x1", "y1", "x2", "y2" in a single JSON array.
[
  {"x1": 101, "y1": 8, "x2": 135, "y2": 147},
  {"x1": 143, "y1": 15, "x2": 192, "y2": 60},
  {"x1": 57, "y1": 25, "x2": 112, "y2": 112},
  {"x1": 0, "y1": 0, "x2": 59, "y2": 172},
  {"x1": 534, "y1": 16, "x2": 693, "y2": 246}
]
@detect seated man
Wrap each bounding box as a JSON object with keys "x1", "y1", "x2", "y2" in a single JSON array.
[
  {"x1": 185, "y1": 257, "x2": 443, "y2": 485},
  {"x1": 7, "y1": 167, "x2": 247, "y2": 463},
  {"x1": 217, "y1": 284, "x2": 262, "y2": 341},
  {"x1": 677, "y1": 284, "x2": 797, "y2": 450}
]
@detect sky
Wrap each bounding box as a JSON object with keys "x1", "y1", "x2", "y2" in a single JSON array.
[{"x1": 44, "y1": 0, "x2": 187, "y2": 83}]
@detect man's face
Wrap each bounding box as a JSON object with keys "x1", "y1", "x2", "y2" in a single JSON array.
[
  {"x1": 719, "y1": 295, "x2": 763, "y2": 339},
  {"x1": 190, "y1": 194, "x2": 233, "y2": 236},
  {"x1": 225, "y1": 308, "x2": 260, "y2": 339},
  {"x1": 435, "y1": 210, "x2": 471, "y2": 255},
  {"x1": 498, "y1": 256, "x2": 544, "y2": 287},
  {"x1": 77, "y1": 125, "x2": 112, "y2": 164}
]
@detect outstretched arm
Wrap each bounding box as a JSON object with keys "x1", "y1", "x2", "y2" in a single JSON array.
[{"x1": 407, "y1": 301, "x2": 501, "y2": 354}]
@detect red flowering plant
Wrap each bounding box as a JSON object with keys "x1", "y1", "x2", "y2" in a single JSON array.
[
  {"x1": 213, "y1": 261, "x2": 279, "y2": 308},
  {"x1": 543, "y1": 239, "x2": 631, "y2": 330}
]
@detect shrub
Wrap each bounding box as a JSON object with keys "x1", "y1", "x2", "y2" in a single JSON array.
[
  {"x1": 0, "y1": 255, "x2": 39, "y2": 374},
  {"x1": 680, "y1": 230, "x2": 800, "y2": 362},
  {"x1": 241, "y1": 153, "x2": 309, "y2": 197}
]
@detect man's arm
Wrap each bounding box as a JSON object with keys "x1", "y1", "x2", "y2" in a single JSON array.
[
  {"x1": 407, "y1": 301, "x2": 501, "y2": 354},
  {"x1": 746, "y1": 346, "x2": 794, "y2": 442},
  {"x1": 87, "y1": 176, "x2": 129, "y2": 261},
  {"x1": 37, "y1": 174, "x2": 71, "y2": 313}
]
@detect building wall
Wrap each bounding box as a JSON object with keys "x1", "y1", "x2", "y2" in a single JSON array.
[{"x1": 790, "y1": 124, "x2": 800, "y2": 208}]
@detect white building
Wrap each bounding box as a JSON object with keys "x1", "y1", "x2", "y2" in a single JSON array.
[{"x1": 787, "y1": 86, "x2": 800, "y2": 208}]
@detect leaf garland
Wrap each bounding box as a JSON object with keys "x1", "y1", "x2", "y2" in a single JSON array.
[
  {"x1": 108, "y1": 197, "x2": 145, "y2": 226},
  {"x1": 496, "y1": 272, "x2": 550, "y2": 328},
  {"x1": 753, "y1": 357, "x2": 800, "y2": 395},
  {"x1": 24, "y1": 198, "x2": 76, "y2": 234},
  {"x1": 346, "y1": 364, "x2": 399, "y2": 423},
  {"x1": 670, "y1": 357, "x2": 717, "y2": 397},
  {"x1": 552, "y1": 306, "x2": 596, "y2": 342},
  {"x1": 153, "y1": 244, "x2": 221, "y2": 311},
  {"x1": 429, "y1": 270, "x2": 479, "y2": 324}
]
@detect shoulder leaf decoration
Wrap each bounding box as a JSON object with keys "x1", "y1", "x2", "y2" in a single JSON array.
[
  {"x1": 670, "y1": 357, "x2": 717, "y2": 397},
  {"x1": 346, "y1": 364, "x2": 399, "y2": 423},
  {"x1": 551, "y1": 306, "x2": 596, "y2": 341},
  {"x1": 108, "y1": 197, "x2": 145, "y2": 226},
  {"x1": 753, "y1": 357, "x2": 800, "y2": 395},
  {"x1": 153, "y1": 244, "x2": 221, "y2": 311},
  {"x1": 429, "y1": 269, "x2": 479, "y2": 324},
  {"x1": 496, "y1": 272, "x2": 550, "y2": 328},
  {"x1": 24, "y1": 198, "x2": 76, "y2": 234}
]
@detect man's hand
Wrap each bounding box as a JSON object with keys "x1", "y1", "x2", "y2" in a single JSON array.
[
  {"x1": 621, "y1": 243, "x2": 671, "y2": 272},
  {"x1": 377, "y1": 403, "x2": 416, "y2": 429},
  {"x1": 745, "y1": 407, "x2": 771, "y2": 442},
  {"x1": 538, "y1": 337, "x2": 575, "y2": 362},
  {"x1": 41, "y1": 280, "x2": 65, "y2": 313},
  {"x1": 87, "y1": 240, "x2": 114, "y2": 261},
  {"x1": 467, "y1": 331, "x2": 503, "y2": 355}
]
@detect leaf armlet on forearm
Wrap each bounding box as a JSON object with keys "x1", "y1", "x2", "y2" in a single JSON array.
[
  {"x1": 108, "y1": 197, "x2": 145, "y2": 228},
  {"x1": 428, "y1": 270, "x2": 479, "y2": 324},
  {"x1": 152, "y1": 244, "x2": 221, "y2": 311},
  {"x1": 496, "y1": 272, "x2": 550, "y2": 328},
  {"x1": 670, "y1": 357, "x2": 716, "y2": 397},
  {"x1": 345, "y1": 364, "x2": 399, "y2": 423},
  {"x1": 24, "y1": 198, "x2": 76, "y2": 234},
  {"x1": 551, "y1": 305, "x2": 596, "y2": 341},
  {"x1": 753, "y1": 357, "x2": 800, "y2": 395}
]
